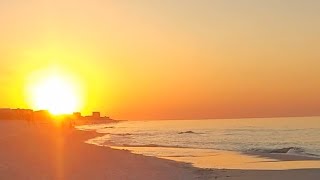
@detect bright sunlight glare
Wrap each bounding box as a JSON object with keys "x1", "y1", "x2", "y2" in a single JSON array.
[{"x1": 27, "y1": 70, "x2": 82, "y2": 115}]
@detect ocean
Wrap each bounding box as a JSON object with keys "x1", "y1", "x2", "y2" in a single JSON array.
[{"x1": 77, "y1": 116, "x2": 320, "y2": 169}]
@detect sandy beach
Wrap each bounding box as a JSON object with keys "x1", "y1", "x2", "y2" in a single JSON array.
[{"x1": 1, "y1": 120, "x2": 320, "y2": 180}]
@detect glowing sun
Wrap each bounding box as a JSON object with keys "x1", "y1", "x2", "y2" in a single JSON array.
[{"x1": 28, "y1": 73, "x2": 82, "y2": 115}]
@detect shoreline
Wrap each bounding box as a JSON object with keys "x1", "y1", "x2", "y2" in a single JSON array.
[
  {"x1": 1, "y1": 120, "x2": 320, "y2": 179},
  {"x1": 79, "y1": 121, "x2": 320, "y2": 171},
  {"x1": 107, "y1": 146, "x2": 320, "y2": 170}
]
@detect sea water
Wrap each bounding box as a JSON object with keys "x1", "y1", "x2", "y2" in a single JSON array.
[{"x1": 77, "y1": 117, "x2": 320, "y2": 169}]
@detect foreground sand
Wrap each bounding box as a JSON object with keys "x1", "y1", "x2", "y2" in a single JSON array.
[{"x1": 1, "y1": 120, "x2": 320, "y2": 180}]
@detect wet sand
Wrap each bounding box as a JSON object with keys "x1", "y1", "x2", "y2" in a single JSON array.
[
  {"x1": 111, "y1": 146, "x2": 320, "y2": 170},
  {"x1": 0, "y1": 120, "x2": 320, "y2": 180}
]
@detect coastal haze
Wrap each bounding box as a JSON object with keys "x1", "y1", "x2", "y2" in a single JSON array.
[
  {"x1": 1, "y1": 1, "x2": 320, "y2": 180},
  {"x1": 0, "y1": 0, "x2": 320, "y2": 119}
]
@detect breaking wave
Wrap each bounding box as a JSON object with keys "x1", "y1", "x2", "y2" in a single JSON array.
[{"x1": 247, "y1": 147, "x2": 320, "y2": 157}]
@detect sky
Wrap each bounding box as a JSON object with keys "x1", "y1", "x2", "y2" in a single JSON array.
[{"x1": 0, "y1": 0, "x2": 319, "y2": 120}]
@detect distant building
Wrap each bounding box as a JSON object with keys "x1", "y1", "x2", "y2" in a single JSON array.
[
  {"x1": 92, "y1": 112, "x2": 100, "y2": 119},
  {"x1": 73, "y1": 112, "x2": 82, "y2": 119},
  {"x1": 33, "y1": 110, "x2": 51, "y2": 121},
  {"x1": 15, "y1": 109, "x2": 33, "y2": 120},
  {"x1": 0, "y1": 108, "x2": 113, "y2": 123},
  {"x1": 0, "y1": 108, "x2": 15, "y2": 120},
  {"x1": 0, "y1": 108, "x2": 33, "y2": 120}
]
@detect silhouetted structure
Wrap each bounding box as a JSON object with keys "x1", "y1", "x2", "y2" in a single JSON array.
[
  {"x1": 33, "y1": 110, "x2": 51, "y2": 121},
  {"x1": 92, "y1": 112, "x2": 100, "y2": 119},
  {"x1": 0, "y1": 108, "x2": 33, "y2": 120},
  {"x1": 0, "y1": 108, "x2": 113, "y2": 124},
  {"x1": 73, "y1": 112, "x2": 82, "y2": 119},
  {"x1": 81, "y1": 111, "x2": 111, "y2": 121}
]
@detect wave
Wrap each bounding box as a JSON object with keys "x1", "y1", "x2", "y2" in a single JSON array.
[
  {"x1": 118, "y1": 143, "x2": 188, "y2": 149},
  {"x1": 114, "y1": 133, "x2": 133, "y2": 136},
  {"x1": 247, "y1": 147, "x2": 320, "y2": 157},
  {"x1": 178, "y1": 131, "x2": 203, "y2": 134},
  {"x1": 178, "y1": 131, "x2": 195, "y2": 134},
  {"x1": 104, "y1": 126, "x2": 115, "y2": 129}
]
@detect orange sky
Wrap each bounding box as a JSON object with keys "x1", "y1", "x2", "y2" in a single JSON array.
[{"x1": 0, "y1": 0, "x2": 319, "y2": 120}]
